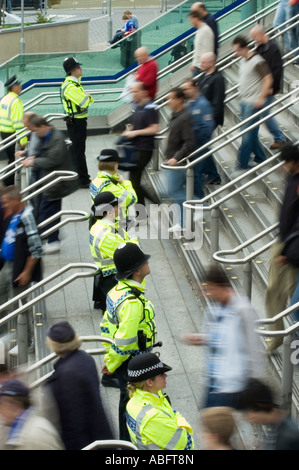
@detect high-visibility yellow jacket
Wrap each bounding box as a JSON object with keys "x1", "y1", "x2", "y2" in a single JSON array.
[
  {"x1": 0, "y1": 92, "x2": 27, "y2": 146},
  {"x1": 100, "y1": 279, "x2": 156, "y2": 373},
  {"x1": 90, "y1": 171, "x2": 137, "y2": 220},
  {"x1": 89, "y1": 218, "x2": 138, "y2": 276},
  {"x1": 61, "y1": 76, "x2": 93, "y2": 119},
  {"x1": 126, "y1": 389, "x2": 194, "y2": 450}
]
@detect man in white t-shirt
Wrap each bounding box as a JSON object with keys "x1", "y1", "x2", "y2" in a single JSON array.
[{"x1": 188, "y1": 9, "x2": 215, "y2": 78}]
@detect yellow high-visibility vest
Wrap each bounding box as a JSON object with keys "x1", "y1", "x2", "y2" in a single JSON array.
[
  {"x1": 0, "y1": 92, "x2": 27, "y2": 146},
  {"x1": 126, "y1": 388, "x2": 194, "y2": 450},
  {"x1": 61, "y1": 76, "x2": 93, "y2": 119}
]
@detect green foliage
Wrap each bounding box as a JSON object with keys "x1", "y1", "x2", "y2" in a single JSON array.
[{"x1": 35, "y1": 12, "x2": 53, "y2": 24}]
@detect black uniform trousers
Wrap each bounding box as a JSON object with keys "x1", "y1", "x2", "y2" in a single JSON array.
[
  {"x1": 1, "y1": 131, "x2": 15, "y2": 186},
  {"x1": 67, "y1": 117, "x2": 90, "y2": 186}
]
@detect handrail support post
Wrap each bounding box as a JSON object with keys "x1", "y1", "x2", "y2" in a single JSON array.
[
  {"x1": 281, "y1": 332, "x2": 294, "y2": 412},
  {"x1": 243, "y1": 261, "x2": 253, "y2": 300},
  {"x1": 210, "y1": 207, "x2": 220, "y2": 258},
  {"x1": 17, "y1": 311, "x2": 28, "y2": 365}
]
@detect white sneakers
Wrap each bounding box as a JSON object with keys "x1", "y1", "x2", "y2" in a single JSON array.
[
  {"x1": 42, "y1": 241, "x2": 61, "y2": 254},
  {"x1": 168, "y1": 223, "x2": 184, "y2": 233}
]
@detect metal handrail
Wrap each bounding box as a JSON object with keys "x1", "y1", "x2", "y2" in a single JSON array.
[
  {"x1": 38, "y1": 209, "x2": 89, "y2": 239},
  {"x1": 82, "y1": 440, "x2": 138, "y2": 450},
  {"x1": 25, "y1": 335, "x2": 113, "y2": 388},
  {"x1": 20, "y1": 170, "x2": 78, "y2": 202},
  {"x1": 256, "y1": 302, "x2": 299, "y2": 331},
  {"x1": 213, "y1": 223, "x2": 279, "y2": 264}
]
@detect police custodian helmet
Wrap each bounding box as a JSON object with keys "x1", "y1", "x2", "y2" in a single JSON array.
[
  {"x1": 63, "y1": 57, "x2": 82, "y2": 75},
  {"x1": 114, "y1": 242, "x2": 150, "y2": 281},
  {"x1": 126, "y1": 353, "x2": 172, "y2": 382}
]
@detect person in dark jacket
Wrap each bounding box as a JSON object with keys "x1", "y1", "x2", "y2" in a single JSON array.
[
  {"x1": 0, "y1": 185, "x2": 42, "y2": 342},
  {"x1": 43, "y1": 321, "x2": 114, "y2": 450},
  {"x1": 264, "y1": 144, "x2": 299, "y2": 352},
  {"x1": 21, "y1": 115, "x2": 78, "y2": 254},
  {"x1": 164, "y1": 87, "x2": 195, "y2": 231},
  {"x1": 250, "y1": 24, "x2": 285, "y2": 149},
  {"x1": 191, "y1": 2, "x2": 219, "y2": 56},
  {"x1": 240, "y1": 378, "x2": 299, "y2": 450}
]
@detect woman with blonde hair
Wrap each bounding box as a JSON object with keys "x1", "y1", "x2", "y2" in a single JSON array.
[{"x1": 125, "y1": 352, "x2": 194, "y2": 450}]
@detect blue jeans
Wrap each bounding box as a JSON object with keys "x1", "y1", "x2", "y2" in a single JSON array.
[
  {"x1": 289, "y1": 2, "x2": 299, "y2": 52},
  {"x1": 166, "y1": 167, "x2": 186, "y2": 226},
  {"x1": 273, "y1": 0, "x2": 291, "y2": 52},
  {"x1": 263, "y1": 96, "x2": 285, "y2": 142},
  {"x1": 290, "y1": 273, "x2": 299, "y2": 323},
  {"x1": 237, "y1": 102, "x2": 266, "y2": 169},
  {"x1": 203, "y1": 386, "x2": 243, "y2": 410}
]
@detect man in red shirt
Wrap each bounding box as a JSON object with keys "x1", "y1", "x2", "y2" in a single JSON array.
[{"x1": 134, "y1": 47, "x2": 158, "y2": 101}]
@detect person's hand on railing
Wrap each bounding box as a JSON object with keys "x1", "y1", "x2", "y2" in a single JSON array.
[
  {"x1": 166, "y1": 158, "x2": 178, "y2": 166},
  {"x1": 22, "y1": 156, "x2": 35, "y2": 168},
  {"x1": 15, "y1": 150, "x2": 26, "y2": 158}
]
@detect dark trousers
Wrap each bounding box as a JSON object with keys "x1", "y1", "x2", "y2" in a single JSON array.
[
  {"x1": 92, "y1": 272, "x2": 118, "y2": 310},
  {"x1": 1, "y1": 132, "x2": 15, "y2": 186},
  {"x1": 38, "y1": 196, "x2": 61, "y2": 243},
  {"x1": 115, "y1": 359, "x2": 131, "y2": 441},
  {"x1": 129, "y1": 149, "x2": 154, "y2": 207},
  {"x1": 67, "y1": 118, "x2": 90, "y2": 185}
]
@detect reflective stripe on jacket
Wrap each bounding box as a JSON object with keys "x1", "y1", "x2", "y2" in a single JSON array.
[
  {"x1": 126, "y1": 389, "x2": 194, "y2": 450},
  {"x1": 89, "y1": 218, "x2": 138, "y2": 275},
  {"x1": 61, "y1": 76, "x2": 93, "y2": 118},
  {"x1": 100, "y1": 279, "x2": 156, "y2": 373},
  {"x1": 90, "y1": 171, "x2": 137, "y2": 220},
  {"x1": 0, "y1": 92, "x2": 27, "y2": 146}
]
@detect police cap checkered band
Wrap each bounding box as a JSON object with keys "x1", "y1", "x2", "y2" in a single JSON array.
[
  {"x1": 125, "y1": 352, "x2": 172, "y2": 382},
  {"x1": 94, "y1": 192, "x2": 118, "y2": 216}
]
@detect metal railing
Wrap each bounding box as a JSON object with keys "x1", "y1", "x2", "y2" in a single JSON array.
[
  {"x1": 255, "y1": 302, "x2": 299, "y2": 411},
  {"x1": 0, "y1": 263, "x2": 98, "y2": 364},
  {"x1": 213, "y1": 223, "x2": 279, "y2": 298},
  {"x1": 82, "y1": 440, "x2": 138, "y2": 450},
  {"x1": 25, "y1": 335, "x2": 113, "y2": 388}
]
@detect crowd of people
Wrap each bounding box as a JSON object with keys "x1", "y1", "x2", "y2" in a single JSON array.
[{"x1": 0, "y1": 1, "x2": 299, "y2": 452}]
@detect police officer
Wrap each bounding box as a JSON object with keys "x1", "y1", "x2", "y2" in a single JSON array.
[
  {"x1": 90, "y1": 148, "x2": 137, "y2": 225},
  {"x1": 100, "y1": 242, "x2": 157, "y2": 441},
  {"x1": 0, "y1": 75, "x2": 27, "y2": 186},
  {"x1": 126, "y1": 353, "x2": 194, "y2": 450},
  {"x1": 61, "y1": 57, "x2": 93, "y2": 188},
  {"x1": 89, "y1": 191, "x2": 138, "y2": 311}
]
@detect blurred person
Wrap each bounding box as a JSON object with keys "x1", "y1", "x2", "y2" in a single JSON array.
[
  {"x1": 61, "y1": 57, "x2": 93, "y2": 188},
  {"x1": 0, "y1": 378, "x2": 64, "y2": 450},
  {"x1": 250, "y1": 24, "x2": 285, "y2": 149},
  {"x1": 182, "y1": 78, "x2": 219, "y2": 200},
  {"x1": 43, "y1": 321, "x2": 114, "y2": 450},
  {"x1": 273, "y1": 0, "x2": 291, "y2": 53},
  {"x1": 183, "y1": 264, "x2": 263, "y2": 410},
  {"x1": 163, "y1": 87, "x2": 195, "y2": 231},
  {"x1": 264, "y1": 144, "x2": 299, "y2": 352},
  {"x1": 200, "y1": 406, "x2": 236, "y2": 450},
  {"x1": 0, "y1": 185, "x2": 42, "y2": 345},
  {"x1": 126, "y1": 353, "x2": 194, "y2": 450},
  {"x1": 100, "y1": 242, "x2": 157, "y2": 441},
  {"x1": 232, "y1": 35, "x2": 273, "y2": 172},
  {"x1": 240, "y1": 378, "x2": 299, "y2": 450},
  {"x1": 191, "y1": 2, "x2": 219, "y2": 56},
  {"x1": 188, "y1": 10, "x2": 215, "y2": 77},
  {"x1": 15, "y1": 111, "x2": 42, "y2": 219},
  {"x1": 121, "y1": 82, "x2": 159, "y2": 213},
  {"x1": 0, "y1": 76, "x2": 27, "y2": 186},
  {"x1": 134, "y1": 47, "x2": 158, "y2": 100},
  {"x1": 289, "y1": 0, "x2": 299, "y2": 57},
  {"x1": 198, "y1": 52, "x2": 225, "y2": 130},
  {"x1": 90, "y1": 148, "x2": 137, "y2": 225},
  {"x1": 1, "y1": 1, "x2": 13, "y2": 13},
  {"x1": 21, "y1": 115, "x2": 78, "y2": 254}
]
